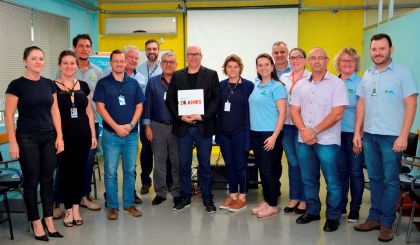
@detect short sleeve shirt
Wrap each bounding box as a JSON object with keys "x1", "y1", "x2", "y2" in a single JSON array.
[
  {"x1": 6, "y1": 76, "x2": 56, "y2": 133},
  {"x1": 280, "y1": 69, "x2": 311, "y2": 125},
  {"x1": 291, "y1": 71, "x2": 349, "y2": 145},
  {"x1": 249, "y1": 80, "x2": 287, "y2": 131},
  {"x1": 93, "y1": 73, "x2": 145, "y2": 132},
  {"x1": 341, "y1": 72, "x2": 362, "y2": 133},
  {"x1": 357, "y1": 61, "x2": 417, "y2": 136}
]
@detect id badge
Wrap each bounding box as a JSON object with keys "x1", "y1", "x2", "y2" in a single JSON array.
[
  {"x1": 118, "y1": 95, "x2": 126, "y2": 106},
  {"x1": 163, "y1": 92, "x2": 167, "y2": 100},
  {"x1": 70, "y1": 107, "x2": 78, "y2": 118},
  {"x1": 371, "y1": 82, "x2": 377, "y2": 96},
  {"x1": 224, "y1": 102, "x2": 231, "y2": 112}
]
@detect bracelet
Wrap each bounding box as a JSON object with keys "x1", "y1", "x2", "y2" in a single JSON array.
[{"x1": 129, "y1": 123, "x2": 135, "y2": 129}]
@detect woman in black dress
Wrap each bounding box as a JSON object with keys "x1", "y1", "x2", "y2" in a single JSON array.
[{"x1": 54, "y1": 50, "x2": 97, "y2": 227}]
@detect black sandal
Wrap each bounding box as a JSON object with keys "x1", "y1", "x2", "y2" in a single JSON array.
[
  {"x1": 63, "y1": 220, "x2": 74, "y2": 227},
  {"x1": 63, "y1": 210, "x2": 74, "y2": 227},
  {"x1": 73, "y1": 219, "x2": 83, "y2": 226}
]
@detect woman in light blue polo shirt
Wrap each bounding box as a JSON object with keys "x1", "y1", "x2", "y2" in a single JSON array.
[
  {"x1": 333, "y1": 48, "x2": 364, "y2": 223},
  {"x1": 249, "y1": 53, "x2": 287, "y2": 218}
]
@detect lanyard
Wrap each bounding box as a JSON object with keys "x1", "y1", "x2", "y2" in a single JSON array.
[
  {"x1": 56, "y1": 79, "x2": 79, "y2": 106},
  {"x1": 147, "y1": 61, "x2": 160, "y2": 80},
  {"x1": 226, "y1": 78, "x2": 241, "y2": 101},
  {"x1": 289, "y1": 70, "x2": 304, "y2": 95},
  {"x1": 160, "y1": 76, "x2": 169, "y2": 90}
]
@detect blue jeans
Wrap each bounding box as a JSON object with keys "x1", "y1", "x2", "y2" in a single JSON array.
[
  {"x1": 177, "y1": 127, "x2": 213, "y2": 201},
  {"x1": 251, "y1": 131, "x2": 282, "y2": 207},
  {"x1": 102, "y1": 130, "x2": 138, "y2": 209},
  {"x1": 219, "y1": 129, "x2": 249, "y2": 194},
  {"x1": 282, "y1": 125, "x2": 304, "y2": 201},
  {"x1": 298, "y1": 143, "x2": 342, "y2": 220},
  {"x1": 363, "y1": 133, "x2": 402, "y2": 227},
  {"x1": 338, "y1": 132, "x2": 364, "y2": 212}
]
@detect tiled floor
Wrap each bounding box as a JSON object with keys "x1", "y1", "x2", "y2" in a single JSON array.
[{"x1": 1, "y1": 156, "x2": 419, "y2": 245}]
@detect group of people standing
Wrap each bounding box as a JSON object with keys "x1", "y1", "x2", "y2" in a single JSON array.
[{"x1": 4, "y1": 32, "x2": 417, "y2": 243}]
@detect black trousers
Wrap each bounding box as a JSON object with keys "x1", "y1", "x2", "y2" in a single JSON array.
[
  {"x1": 16, "y1": 130, "x2": 57, "y2": 221},
  {"x1": 57, "y1": 136, "x2": 90, "y2": 209},
  {"x1": 251, "y1": 131, "x2": 283, "y2": 206}
]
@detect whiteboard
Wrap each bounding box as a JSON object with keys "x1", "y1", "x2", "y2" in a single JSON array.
[{"x1": 187, "y1": 8, "x2": 298, "y2": 81}]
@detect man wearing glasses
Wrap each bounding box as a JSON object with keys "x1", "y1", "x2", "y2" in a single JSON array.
[
  {"x1": 102, "y1": 45, "x2": 146, "y2": 205},
  {"x1": 290, "y1": 47, "x2": 348, "y2": 232},
  {"x1": 166, "y1": 45, "x2": 220, "y2": 213},
  {"x1": 143, "y1": 52, "x2": 181, "y2": 207}
]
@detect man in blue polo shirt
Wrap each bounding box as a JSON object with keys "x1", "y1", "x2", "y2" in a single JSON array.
[
  {"x1": 353, "y1": 33, "x2": 417, "y2": 242},
  {"x1": 93, "y1": 50, "x2": 145, "y2": 220}
]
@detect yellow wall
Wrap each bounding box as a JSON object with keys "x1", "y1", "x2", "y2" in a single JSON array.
[
  {"x1": 298, "y1": 10, "x2": 364, "y2": 74},
  {"x1": 98, "y1": 1, "x2": 365, "y2": 73},
  {"x1": 298, "y1": 0, "x2": 364, "y2": 74}
]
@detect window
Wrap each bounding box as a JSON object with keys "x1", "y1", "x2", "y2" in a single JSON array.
[{"x1": 0, "y1": 1, "x2": 69, "y2": 110}]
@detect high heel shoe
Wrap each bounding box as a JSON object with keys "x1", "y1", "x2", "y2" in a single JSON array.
[
  {"x1": 284, "y1": 201, "x2": 300, "y2": 213},
  {"x1": 42, "y1": 219, "x2": 64, "y2": 238},
  {"x1": 31, "y1": 222, "x2": 49, "y2": 241}
]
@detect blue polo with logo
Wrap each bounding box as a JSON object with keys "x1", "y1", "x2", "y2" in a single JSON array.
[
  {"x1": 341, "y1": 72, "x2": 362, "y2": 133},
  {"x1": 249, "y1": 79, "x2": 287, "y2": 131},
  {"x1": 357, "y1": 61, "x2": 417, "y2": 136}
]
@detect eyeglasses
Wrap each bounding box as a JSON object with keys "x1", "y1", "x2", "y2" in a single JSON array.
[
  {"x1": 186, "y1": 53, "x2": 202, "y2": 58},
  {"x1": 290, "y1": 55, "x2": 304, "y2": 60},
  {"x1": 309, "y1": 56, "x2": 327, "y2": 62},
  {"x1": 162, "y1": 60, "x2": 176, "y2": 65},
  {"x1": 340, "y1": 59, "x2": 355, "y2": 64}
]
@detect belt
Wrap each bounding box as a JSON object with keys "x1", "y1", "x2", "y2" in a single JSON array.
[
  {"x1": 154, "y1": 120, "x2": 173, "y2": 125},
  {"x1": 189, "y1": 120, "x2": 199, "y2": 127}
]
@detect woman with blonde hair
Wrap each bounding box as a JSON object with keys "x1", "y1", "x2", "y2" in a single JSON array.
[{"x1": 333, "y1": 47, "x2": 364, "y2": 222}]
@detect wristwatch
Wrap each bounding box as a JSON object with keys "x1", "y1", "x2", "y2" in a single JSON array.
[
  {"x1": 310, "y1": 128, "x2": 318, "y2": 136},
  {"x1": 129, "y1": 122, "x2": 135, "y2": 129}
]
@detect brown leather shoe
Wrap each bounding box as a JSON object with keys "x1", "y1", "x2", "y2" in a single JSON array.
[
  {"x1": 123, "y1": 206, "x2": 142, "y2": 217},
  {"x1": 354, "y1": 220, "x2": 381, "y2": 232},
  {"x1": 107, "y1": 208, "x2": 119, "y2": 220},
  {"x1": 81, "y1": 196, "x2": 101, "y2": 211},
  {"x1": 378, "y1": 226, "x2": 393, "y2": 242}
]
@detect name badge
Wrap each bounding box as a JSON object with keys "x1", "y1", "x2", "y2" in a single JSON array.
[
  {"x1": 163, "y1": 92, "x2": 167, "y2": 100},
  {"x1": 70, "y1": 107, "x2": 78, "y2": 118},
  {"x1": 224, "y1": 101, "x2": 231, "y2": 112},
  {"x1": 371, "y1": 82, "x2": 377, "y2": 96},
  {"x1": 118, "y1": 95, "x2": 126, "y2": 106}
]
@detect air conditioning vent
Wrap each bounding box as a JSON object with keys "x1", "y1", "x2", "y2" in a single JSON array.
[{"x1": 105, "y1": 17, "x2": 177, "y2": 35}]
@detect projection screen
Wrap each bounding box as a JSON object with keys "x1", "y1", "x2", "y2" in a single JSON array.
[{"x1": 187, "y1": 7, "x2": 299, "y2": 81}]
